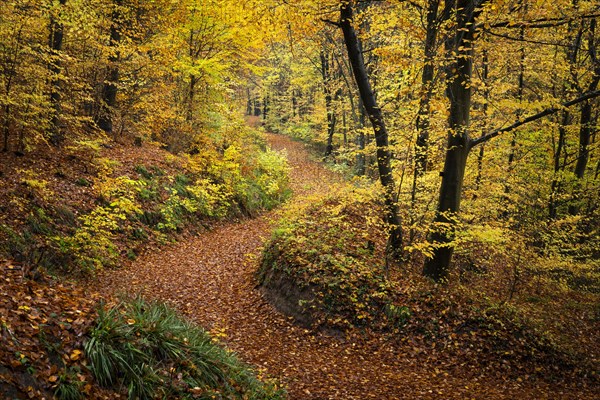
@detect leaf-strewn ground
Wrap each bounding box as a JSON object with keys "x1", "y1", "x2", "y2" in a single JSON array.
[{"x1": 92, "y1": 133, "x2": 598, "y2": 399}]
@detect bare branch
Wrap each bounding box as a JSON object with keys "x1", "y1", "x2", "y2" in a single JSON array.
[
  {"x1": 470, "y1": 90, "x2": 600, "y2": 148},
  {"x1": 483, "y1": 12, "x2": 600, "y2": 30}
]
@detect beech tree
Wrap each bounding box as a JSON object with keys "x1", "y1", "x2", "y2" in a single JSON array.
[
  {"x1": 423, "y1": 1, "x2": 600, "y2": 281},
  {"x1": 338, "y1": 1, "x2": 403, "y2": 259}
]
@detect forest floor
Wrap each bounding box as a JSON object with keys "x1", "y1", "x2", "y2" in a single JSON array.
[{"x1": 92, "y1": 133, "x2": 598, "y2": 400}]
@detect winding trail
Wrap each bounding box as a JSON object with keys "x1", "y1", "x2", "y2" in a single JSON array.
[{"x1": 95, "y1": 134, "x2": 589, "y2": 399}]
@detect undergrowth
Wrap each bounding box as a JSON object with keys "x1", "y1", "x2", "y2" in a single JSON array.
[
  {"x1": 85, "y1": 297, "x2": 285, "y2": 400},
  {"x1": 0, "y1": 126, "x2": 290, "y2": 274},
  {"x1": 259, "y1": 184, "x2": 600, "y2": 379},
  {"x1": 259, "y1": 185, "x2": 404, "y2": 329}
]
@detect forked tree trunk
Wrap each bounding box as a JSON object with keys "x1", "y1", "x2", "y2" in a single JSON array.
[{"x1": 423, "y1": 0, "x2": 477, "y2": 281}]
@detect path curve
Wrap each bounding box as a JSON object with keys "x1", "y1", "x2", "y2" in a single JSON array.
[{"x1": 95, "y1": 134, "x2": 589, "y2": 399}]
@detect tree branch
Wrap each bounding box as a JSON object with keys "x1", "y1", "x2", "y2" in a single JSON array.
[
  {"x1": 483, "y1": 12, "x2": 600, "y2": 30},
  {"x1": 321, "y1": 18, "x2": 341, "y2": 28},
  {"x1": 470, "y1": 90, "x2": 600, "y2": 148}
]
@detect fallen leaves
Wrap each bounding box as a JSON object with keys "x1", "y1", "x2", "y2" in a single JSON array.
[
  {"x1": 90, "y1": 134, "x2": 600, "y2": 399},
  {"x1": 0, "y1": 264, "x2": 116, "y2": 398}
]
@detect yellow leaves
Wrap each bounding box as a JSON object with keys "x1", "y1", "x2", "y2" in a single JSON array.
[{"x1": 69, "y1": 349, "x2": 82, "y2": 361}]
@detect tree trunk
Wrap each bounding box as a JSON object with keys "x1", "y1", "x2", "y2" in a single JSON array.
[
  {"x1": 187, "y1": 75, "x2": 197, "y2": 122},
  {"x1": 423, "y1": 0, "x2": 477, "y2": 281},
  {"x1": 292, "y1": 90, "x2": 297, "y2": 117},
  {"x1": 570, "y1": 18, "x2": 599, "y2": 214},
  {"x1": 340, "y1": 1, "x2": 402, "y2": 258},
  {"x1": 321, "y1": 50, "x2": 336, "y2": 156},
  {"x1": 48, "y1": 0, "x2": 67, "y2": 146},
  {"x1": 549, "y1": 111, "x2": 570, "y2": 219},
  {"x1": 246, "y1": 88, "x2": 252, "y2": 115},
  {"x1": 263, "y1": 94, "x2": 269, "y2": 121},
  {"x1": 414, "y1": 0, "x2": 441, "y2": 177},
  {"x1": 474, "y1": 49, "x2": 490, "y2": 195},
  {"x1": 97, "y1": 0, "x2": 122, "y2": 134},
  {"x1": 504, "y1": 24, "x2": 526, "y2": 197}
]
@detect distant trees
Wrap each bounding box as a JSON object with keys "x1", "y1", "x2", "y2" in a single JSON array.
[{"x1": 0, "y1": 0, "x2": 268, "y2": 154}]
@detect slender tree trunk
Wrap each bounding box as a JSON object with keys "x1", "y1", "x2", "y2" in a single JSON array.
[
  {"x1": 569, "y1": 99, "x2": 596, "y2": 214},
  {"x1": 263, "y1": 94, "x2": 269, "y2": 121},
  {"x1": 97, "y1": 0, "x2": 122, "y2": 135},
  {"x1": 423, "y1": 0, "x2": 477, "y2": 281},
  {"x1": 292, "y1": 89, "x2": 297, "y2": 117},
  {"x1": 340, "y1": 1, "x2": 402, "y2": 259},
  {"x1": 410, "y1": 0, "x2": 441, "y2": 240},
  {"x1": 48, "y1": 0, "x2": 67, "y2": 146},
  {"x1": 355, "y1": 77, "x2": 367, "y2": 176},
  {"x1": 187, "y1": 75, "x2": 197, "y2": 122},
  {"x1": 474, "y1": 49, "x2": 490, "y2": 195},
  {"x1": 549, "y1": 111, "x2": 570, "y2": 219},
  {"x1": 321, "y1": 51, "x2": 336, "y2": 156},
  {"x1": 505, "y1": 24, "x2": 526, "y2": 197},
  {"x1": 2, "y1": 27, "x2": 23, "y2": 152},
  {"x1": 246, "y1": 88, "x2": 252, "y2": 116},
  {"x1": 2, "y1": 104, "x2": 10, "y2": 152},
  {"x1": 570, "y1": 18, "x2": 599, "y2": 214},
  {"x1": 414, "y1": 0, "x2": 441, "y2": 177}
]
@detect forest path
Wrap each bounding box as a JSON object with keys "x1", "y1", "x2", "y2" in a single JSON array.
[{"x1": 94, "y1": 134, "x2": 563, "y2": 399}]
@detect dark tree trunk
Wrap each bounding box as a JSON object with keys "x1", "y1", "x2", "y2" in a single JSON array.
[
  {"x1": 414, "y1": 0, "x2": 442, "y2": 177},
  {"x1": 2, "y1": 104, "x2": 10, "y2": 152},
  {"x1": 97, "y1": 0, "x2": 122, "y2": 134},
  {"x1": 292, "y1": 90, "x2": 297, "y2": 117},
  {"x1": 474, "y1": 48, "x2": 490, "y2": 195},
  {"x1": 570, "y1": 18, "x2": 599, "y2": 214},
  {"x1": 263, "y1": 94, "x2": 269, "y2": 121},
  {"x1": 504, "y1": 24, "x2": 526, "y2": 197},
  {"x1": 253, "y1": 98, "x2": 261, "y2": 116},
  {"x1": 48, "y1": 0, "x2": 67, "y2": 146},
  {"x1": 187, "y1": 75, "x2": 197, "y2": 122},
  {"x1": 321, "y1": 51, "x2": 336, "y2": 156},
  {"x1": 246, "y1": 88, "x2": 252, "y2": 115},
  {"x1": 2, "y1": 27, "x2": 23, "y2": 152},
  {"x1": 423, "y1": 0, "x2": 477, "y2": 282},
  {"x1": 549, "y1": 111, "x2": 570, "y2": 219},
  {"x1": 569, "y1": 100, "x2": 596, "y2": 213},
  {"x1": 340, "y1": 2, "x2": 402, "y2": 259}
]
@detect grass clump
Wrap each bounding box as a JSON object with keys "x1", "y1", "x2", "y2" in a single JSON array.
[{"x1": 85, "y1": 297, "x2": 285, "y2": 400}]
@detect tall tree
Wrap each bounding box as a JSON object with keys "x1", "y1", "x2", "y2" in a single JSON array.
[
  {"x1": 48, "y1": 0, "x2": 67, "y2": 145},
  {"x1": 338, "y1": 0, "x2": 403, "y2": 260},
  {"x1": 97, "y1": 0, "x2": 122, "y2": 134}
]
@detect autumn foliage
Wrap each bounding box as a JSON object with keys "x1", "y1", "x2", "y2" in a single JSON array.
[{"x1": 1, "y1": 0, "x2": 600, "y2": 398}]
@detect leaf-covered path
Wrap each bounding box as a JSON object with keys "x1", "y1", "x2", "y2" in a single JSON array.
[{"x1": 94, "y1": 134, "x2": 588, "y2": 399}]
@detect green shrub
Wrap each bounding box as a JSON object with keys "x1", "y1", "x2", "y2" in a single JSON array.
[{"x1": 85, "y1": 298, "x2": 285, "y2": 400}]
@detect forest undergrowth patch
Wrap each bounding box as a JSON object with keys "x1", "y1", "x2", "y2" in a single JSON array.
[
  {"x1": 0, "y1": 125, "x2": 290, "y2": 276},
  {"x1": 0, "y1": 266, "x2": 284, "y2": 399},
  {"x1": 259, "y1": 184, "x2": 600, "y2": 386}
]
